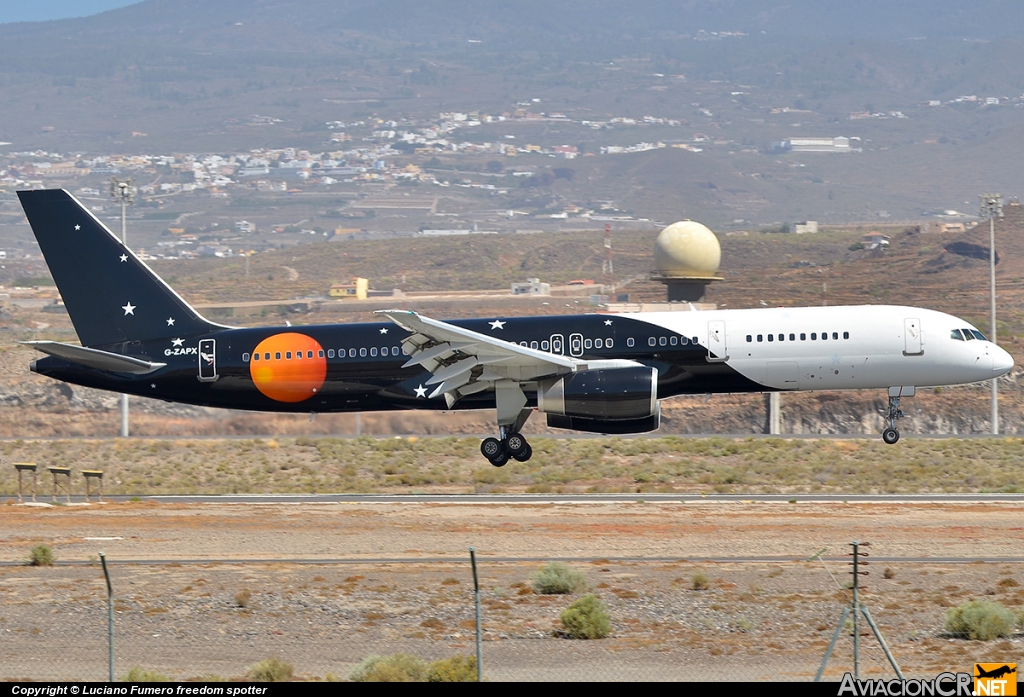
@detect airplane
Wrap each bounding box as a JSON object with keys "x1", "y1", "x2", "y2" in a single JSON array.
[{"x1": 16, "y1": 189, "x2": 1015, "y2": 466}]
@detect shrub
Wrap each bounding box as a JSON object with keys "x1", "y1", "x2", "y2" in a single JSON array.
[
  {"x1": 691, "y1": 573, "x2": 709, "y2": 591},
  {"x1": 349, "y1": 654, "x2": 428, "y2": 682},
  {"x1": 560, "y1": 594, "x2": 611, "y2": 639},
  {"x1": 245, "y1": 657, "x2": 294, "y2": 682},
  {"x1": 427, "y1": 655, "x2": 477, "y2": 682},
  {"x1": 944, "y1": 599, "x2": 1017, "y2": 640},
  {"x1": 29, "y1": 544, "x2": 55, "y2": 566},
  {"x1": 235, "y1": 589, "x2": 252, "y2": 608},
  {"x1": 123, "y1": 666, "x2": 169, "y2": 682},
  {"x1": 531, "y1": 562, "x2": 590, "y2": 595}
]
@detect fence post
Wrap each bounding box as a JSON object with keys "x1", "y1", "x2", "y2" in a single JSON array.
[
  {"x1": 470, "y1": 547, "x2": 482, "y2": 682},
  {"x1": 99, "y1": 552, "x2": 114, "y2": 682}
]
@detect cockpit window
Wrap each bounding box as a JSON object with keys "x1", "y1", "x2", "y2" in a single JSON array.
[
  {"x1": 951, "y1": 329, "x2": 964, "y2": 341},
  {"x1": 969, "y1": 329, "x2": 987, "y2": 341},
  {"x1": 962, "y1": 328, "x2": 974, "y2": 341}
]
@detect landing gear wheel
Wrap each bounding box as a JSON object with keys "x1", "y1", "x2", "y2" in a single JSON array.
[
  {"x1": 481, "y1": 437, "x2": 503, "y2": 460},
  {"x1": 489, "y1": 450, "x2": 510, "y2": 467},
  {"x1": 511, "y1": 442, "x2": 533, "y2": 462},
  {"x1": 505, "y1": 433, "x2": 528, "y2": 458},
  {"x1": 882, "y1": 428, "x2": 900, "y2": 445}
]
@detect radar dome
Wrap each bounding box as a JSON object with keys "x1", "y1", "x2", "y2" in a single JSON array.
[{"x1": 654, "y1": 220, "x2": 721, "y2": 278}]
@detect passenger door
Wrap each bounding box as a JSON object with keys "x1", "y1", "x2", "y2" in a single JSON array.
[
  {"x1": 198, "y1": 338, "x2": 218, "y2": 382},
  {"x1": 707, "y1": 320, "x2": 728, "y2": 362},
  {"x1": 904, "y1": 318, "x2": 923, "y2": 356}
]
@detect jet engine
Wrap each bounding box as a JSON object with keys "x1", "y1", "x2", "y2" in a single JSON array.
[{"x1": 537, "y1": 365, "x2": 658, "y2": 421}]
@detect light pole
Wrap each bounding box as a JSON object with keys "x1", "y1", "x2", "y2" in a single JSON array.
[
  {"x1": 979, "y1": 193, "x2": 1003, "y2": 435},
  {"x1": 110, "y1": 178, "x2": 135, "y2": 438}
]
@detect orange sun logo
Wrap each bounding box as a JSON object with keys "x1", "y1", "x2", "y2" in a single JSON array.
[{"x1": 249, "y1": 333, "x2": 327, "y2": 403}]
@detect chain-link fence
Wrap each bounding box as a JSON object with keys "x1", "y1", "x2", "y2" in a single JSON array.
[{"x1": 2, "y1": 556, "x2": 1001, "y2": 682}]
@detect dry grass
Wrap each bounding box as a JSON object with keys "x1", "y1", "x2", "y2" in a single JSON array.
[{"x1": 2, "y1": 435, "x2": 1024, "y2": 497}]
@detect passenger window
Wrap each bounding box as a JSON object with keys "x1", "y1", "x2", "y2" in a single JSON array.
[
  {"x1": 328, "y1": 349, "x2": 335, "y2": 358},
  {"x1": 768, "y1": 334, "x2": 774, "y2": 342},
  {"x1": 681, "y1": 337, "x2": 689, "y2": 345},
  {"x1": 275, "y1": 352, "x2": 281, "y2": 360},
  {"x1": 286, "y1": 351, "x2": 292, "y2": 359},
  {"x1": 777, "y1": 333, "x2": 784, "y2": 342},
  {"x1": 402, "y1": 346, "x2": 410, "y2": 355},
  {"x1": 521, "y1": 341, "x2": 528, "y2": 347},
  {"x1": 392, "y1": 347, "x2": 400, "y2": 356},
  {"x1": 359, "y1": 348, "x2": 367, "y2": 357},
  {"x1": 296, "y1": 351, "x2": 302, "y2": 359},
  {"x1": 242, "y1": 353, "x2": 250, "y2": 362},
  {"x1": 349, "y1": 348, "x2": 356, "y2": 357},
  {"x1": 649, "y1": 337, "x2": 656, "y2": 347},
  {"x1": 800, "y1": 333, "x2": 806, "y2": 341},
  {"x1": 789, "y1": 334, "x2": 795, "y2": 341},
  {"x1": 843, "y1": 332, "x2": 849, "y2": 340},
  {"x1": 757, "y1": 335, "x2": 763, "y2": 342},
  {"x1": 832, "y1": 332, "x2": 838, "y2": 340},
  {"x1": 659, "y1": 336, "x2": 667, "y2": 346},
  {"x1": 670, "y1": 336, "x2": 677, "y2": 346},
  {"x1": 692, "y1": 337, "x2": 699, "y2": 345},
  {"x1": 627, "y1": 338, "x2": 634, "y2": 347},
  {"x1": 530, "y1": 341, "x2": 539, "y2": 349},
  {"x1": 822, "y1": 333, "x2": 827, "y2": 341},
  {"x1": 252, "y1": 353, "x2": 260, "y2": 361},
  {"x1": 542, "y1": 340, "x2": 550, "y2": 350},
  {"x1": 318, "y1": 350, "x2": 324, "y2": 358},
  {"x1": 584, "y1": 339, "x2": 593, "y2": 349},
  {"x1": 606, "y1": 338, "x2": 614, "y2": 348},
  {"x1": 595, "y1": 339, "x2": 603, "y2": 349},
  {"x1": 264, "y1": 353, "x2": 271, "y2": 360},
  {"x1": 810, "y1": 333, "x2": 816, "y2": 340},
  {"x1": 370, "y1": 347, "x2": 378, "y2": 357},
  {"x1": 746, "y1": 335, "x2": 752, "y2": 342}
]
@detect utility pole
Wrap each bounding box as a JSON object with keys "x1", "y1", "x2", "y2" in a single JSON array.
[
  {"x1": 980, "y1": 193, "x2": 1003, "y2": 435},
  {"x1": 110, "y1": 178, "x2": 134, "y2": 438},
  {"x1": 602, "y1": 223, "x2": 614, "y2": 298}
]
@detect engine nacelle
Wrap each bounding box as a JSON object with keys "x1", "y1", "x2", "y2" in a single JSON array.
[
  {"x1": 537, "y1": 365, "x2": 658, "y2": 421},
  {"x1": 546, "y1": 409, "x2": 660, "y2": 434}
]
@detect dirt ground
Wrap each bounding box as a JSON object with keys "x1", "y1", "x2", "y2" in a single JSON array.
[{"x1": 1, "y1": 500, "x2": 1022, "y2": 681}]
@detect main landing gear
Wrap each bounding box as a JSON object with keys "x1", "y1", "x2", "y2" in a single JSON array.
[
  {"x1": 881, "y1": 387, "x2": 914, "y2": 445},
  {"x1": 481, "y1": 428, "x2": 533, "y2": 467},
  {"x1": 482, "y1": 383, "x2": 534, "y2": 466}
]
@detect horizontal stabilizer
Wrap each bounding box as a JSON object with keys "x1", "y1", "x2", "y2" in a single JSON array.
[{"x1": 22, "y1": 341, "x2": 166, "y2": 374}]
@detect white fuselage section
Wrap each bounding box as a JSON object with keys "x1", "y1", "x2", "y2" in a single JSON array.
[{"x1": 624, "y1": 305, "x2": 1013, "y2": 391}]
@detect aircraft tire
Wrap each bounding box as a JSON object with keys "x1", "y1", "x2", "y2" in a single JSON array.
[
  {"x1": 882, "y1": 428, "x2": 900, "y2": 445},
  {"x1": 489, "y1": 450, "x2": 510, "y2": 467},
  {"x1": 511, "y1": 442, "x2": 533, "y2": 462},
  {"x1": 481, "y1": 437, "x2": 503, "y2": 459},
  {"x1": 505, "y1": 433, "x2": 528, "y2": 457}
]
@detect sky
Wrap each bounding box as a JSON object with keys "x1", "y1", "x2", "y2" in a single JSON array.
[{"x1": 0, "y1": 1, "x2": 140, "y2": 24}]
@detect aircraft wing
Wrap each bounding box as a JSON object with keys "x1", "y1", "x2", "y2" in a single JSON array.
[
  {"x1": 22, "y1": 341, "x2": 167, "y2": 375},
  {"x1": 377, "y1": 309, "x2": 641, "y2": 406}
]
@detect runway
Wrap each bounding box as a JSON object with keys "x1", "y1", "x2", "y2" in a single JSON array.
[{"x1": 61, "y1": 492, "x2": 1024, "y2": 504}]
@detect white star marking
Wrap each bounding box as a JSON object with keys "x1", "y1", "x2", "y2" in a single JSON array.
[
  {"x1": 122, "y1": 302, "x2": 136, "y2": 316},
  {"x1": 604, "y1": 319, "x2": 613, "y2": 326},
  {"x1": 74, "y1": 225, "x2": 80, "y2": 231},
  {"x1": 150, "y1": 384, "x2": 156, "y2": 389},
  {"x1": 166, "y1": 317, "x2": 175, "y2": 326},
  {"x1": 831, "y1": 354, "x2": 842, "y2": 365},
  {"x1": 171, "y1": 338, "x2": 184, "y2": 347},
  {"x1": 489, "y1": 320, "x2": 506, "y2": 330},
  {"x1": 414, "y1": 384, "x2": 427, "y2": 398},
  {"x1": 380, "y1": 327, "x2": 388, "y2": 334},
  {"x1": 120, "y1": 254, "x2": 128, "y2": 263}
]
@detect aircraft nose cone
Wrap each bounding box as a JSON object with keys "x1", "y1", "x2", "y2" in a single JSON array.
[{"x1": 993, "y1": 346, "x2": 1014, "y2": 376}]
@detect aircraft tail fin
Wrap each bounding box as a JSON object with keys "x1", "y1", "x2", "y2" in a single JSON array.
[{"x1": 17, "y1": 189, "x2": 222, "y2": 348}]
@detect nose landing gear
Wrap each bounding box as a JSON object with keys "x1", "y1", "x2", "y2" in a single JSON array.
[{"x1": 881, "y1": 387, "x2": 913, "y2": 444}]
